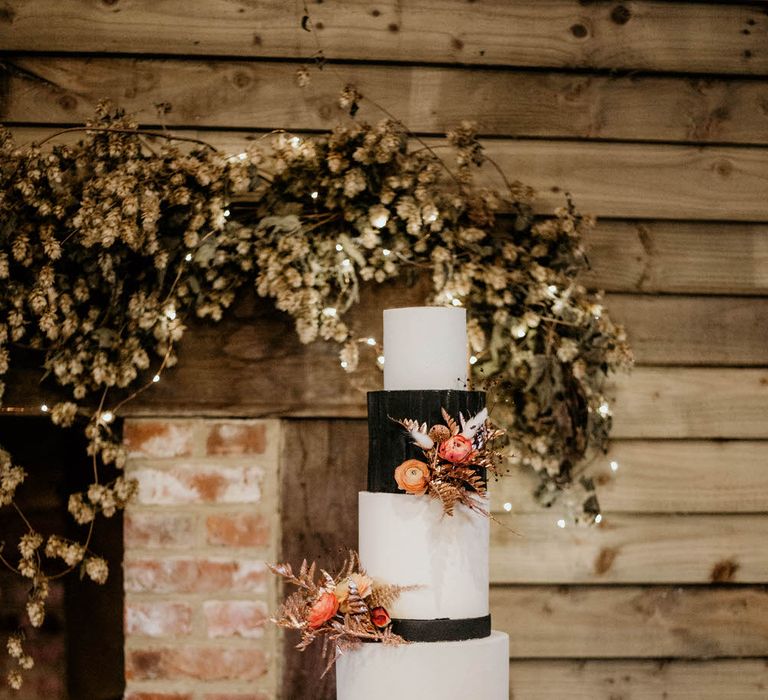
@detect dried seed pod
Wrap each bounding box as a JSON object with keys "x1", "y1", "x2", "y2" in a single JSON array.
[{"x1": 428, "y1": 424, "x2": 451, "y2": 443}]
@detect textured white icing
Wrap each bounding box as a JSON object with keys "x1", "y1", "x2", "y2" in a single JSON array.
[
  {"x1": 383, "y1": 306, "x2": 468, "y2": 390},
  {"x1": 358, "y1": 491, "x2": 489, "y2": 619},
  {"x1": 337, "y1": 630, "x2": 509, "y2": 700}
]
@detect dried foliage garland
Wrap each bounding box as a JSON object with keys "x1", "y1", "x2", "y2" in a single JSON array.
[
  {"x1": 0, "y1": 101, "x2": 631, "y2": 687},
  {"x1": 269, "y1": 551, "x2": 410, "y2": 674}
]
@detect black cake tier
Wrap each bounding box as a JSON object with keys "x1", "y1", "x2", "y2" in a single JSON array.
[{"x1": 367, "y1": 389, "x2": 486, "y2": 493}]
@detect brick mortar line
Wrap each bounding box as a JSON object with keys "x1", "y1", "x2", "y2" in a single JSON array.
[
  {"x1": 124, "y1": 634, "x2": 268, "y2": 647},
  {"x1": 125, "y1": 678, "x2": 276, "y2": 692},
  {"x1": 124, "y1": 547, "x2": 272, "y2": 558}
]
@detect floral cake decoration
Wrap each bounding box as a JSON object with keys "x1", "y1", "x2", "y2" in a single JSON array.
[
  {"x1": 269, "y1": 551, "x2": 411, "y2": 673},
  {"x1": 393, "y1": 407, "x2": 505, "y2": 517}
]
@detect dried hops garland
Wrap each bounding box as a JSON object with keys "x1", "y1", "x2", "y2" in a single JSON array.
[{"x1": 0, "y1": 104, "x2": 631, "y2": 687}]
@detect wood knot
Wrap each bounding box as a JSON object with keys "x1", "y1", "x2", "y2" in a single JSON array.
[
  {"x1": 318, "y1": 103, "x2": 333, "y2": 120},
  {"x1": 570, "y1": 23, "x2": 589, "y2": 39},
  {"x1": 451, "y1": 36, "x2": 464, "y2": 50},
  {"x1": 716, "y1": 159, "x2": 734, "y2": 177},
  {"x1": 711, "y1": 559, "x2": 739, "y2": 582},
  {"x1": 0, "y1": 5, "x2": 16, "y2": 22},
  {"x1": 594, "y1": 547, "x2": 618, "y2": 575},
  {"x1": 371, "y1": 8, "x2": 380, "y2": 16},
  {"x1": 388, "y1": 22, "x2": 399, "y2": 32},
  {"x1": 232, "y1": 71, "x2": 252, "y2": 89},
  {"x1": 743, "y1": 49, "x2": 753, "y2": 60},
  {"x1": 101, "y1": 0, "x2": 119, "y2": 5},
  {"x1": 314, "y1": 21, "x2": 324, "y2": 29},
  {"x1": 57, "y1": 94, "x2": 77, "y2": 111},
  {"x1": 611, "y1": 4, "x2": 631, "y2": 25},
  {"x1": 252, "y1": 33, "x2": 262, "y2": 46}
]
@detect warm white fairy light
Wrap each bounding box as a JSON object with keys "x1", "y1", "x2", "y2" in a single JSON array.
[
  {"x1": 595, "y1": 514, "x2": 603, "y2": 524},
  {"x1": 425, "y1": 211, "x2": 438, "y2": 223},
  {"x1": 100, "y1": 411, "x2": 114, "y2": 424},
  {"x1": 152, "y1": 374, "x2": 161, "y2": 383},
  {"x1": 514, "y1": 326, "x2": 527, "y2": 339},
  {"x1": 40, "y1": 404, "x2": 49, "y2": 413},
  {"x1": 371, "y1": 211, "x2": 389, "y2": 229},
  {"x1": 598, "y1": 402, "x2": 611, "y2": 417},
  {"x1": 289, "y1": 136, "x2": 302, "y2": 148},
  {"x1": 451, "y1": 298, "x2": 462, "y2": 307},
  {"x1": 335, "y1": 243, "x2": 343, "y2": 252},
  {"x1": 341, "y1": 258, "x2": 352, "y2": 269},
  {"x1": 547, "y1": 284, "x2": 558, "y2": 295},
  {"x1": 556, "y1": 518, "x2": 566, "y2": 529},
  {"x1": 503, "y1": 502, "x2": 513, "y2": 512},
  {"x1": 184, "y1": 253, "x2": 193, "y2": 262},
  {"x1": 340, "y1": 360, "x2": 348, "y2": 369},
  {"x1": 165, "y1": 307, "x2": 176, "y2": 321},
  {"x1": 238, "y1": 152, "x2": 247, "y2": 161},
  {"x1": 377, "y1": 355, "x2": 385, "y2": 365},
  {"x1": 311, "y1": 191, "x2": 319, "y2": 200},
  {"x1": 223, "y1": 209, "x2": 231, "y2": 218},
  {"x1": 469, "y1": 355, "x2": 478, "y2": 365},
  {"x1": 323, "y1": 307, "x2": 337, "y2": 317},
  {"x1": 366, "y1": 337, "x2": 376, "y2": 346},
  {"x1": 610, "y1": 460, "x2": 619, "y2": 472},
  {"x1": 382, "y1": 249, "x2": 391, "y2": 257}
]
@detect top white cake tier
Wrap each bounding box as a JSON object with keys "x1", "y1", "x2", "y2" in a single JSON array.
[{"x1": 383, "y1": 307, "x2": 468, "y2": 390}]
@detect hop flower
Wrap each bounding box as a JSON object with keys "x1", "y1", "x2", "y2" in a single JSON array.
[{"x1": 85, "y1": 556, "x2": 109, "y2": 585}]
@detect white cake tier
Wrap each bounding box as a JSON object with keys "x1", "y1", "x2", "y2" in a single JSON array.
[
  {"x1": 383, "y1": 306, "x2": 468, "y2": 390},
  {"x1": 358, "y1": 491, "x2": 489, "y2": 619},
  {"x1": 337, "y1": 630, "x2": 509, "y2": 700}
]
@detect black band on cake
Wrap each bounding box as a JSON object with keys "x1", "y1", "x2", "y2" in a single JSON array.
[
  {"x1": 367, "y1": 389, "x2": 486, "y2": 493},
  {"x1": 391, "y1": 614, "x2": 491, "y2": 642}
]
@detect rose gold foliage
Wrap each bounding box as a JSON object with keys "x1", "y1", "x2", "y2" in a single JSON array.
[
  {"x1": 268, "y1": 551, "x2": 408, "y2": 674},
  {"x1": 394, "y1": 407, "x2": 505, "y2": 516}
]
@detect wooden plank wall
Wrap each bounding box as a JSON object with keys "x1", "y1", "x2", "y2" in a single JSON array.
[{"x1": 1, "y1": 1, "x2": 768, "y2": 698}]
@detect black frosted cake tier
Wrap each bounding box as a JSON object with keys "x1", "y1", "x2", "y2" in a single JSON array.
[{"x1": 367, "y1": 389, "x2": 486, "y2": 493}]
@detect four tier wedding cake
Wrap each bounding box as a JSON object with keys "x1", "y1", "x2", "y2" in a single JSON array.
[{"x1": 336, "y1": 306, "x2": 509, "y2": 699}]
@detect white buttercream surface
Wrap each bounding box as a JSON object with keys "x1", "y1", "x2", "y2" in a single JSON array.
[
  {"x1": 337, "y1": 630, "x2": 509, "y2": 700},
  {"x1": 358, "y1": 491, "x2": 489, "y2": 619}
]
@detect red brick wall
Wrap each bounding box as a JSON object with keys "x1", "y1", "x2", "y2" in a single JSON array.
[{"x1": 122, "y1": 419, "x2": 280, "y2": 700}]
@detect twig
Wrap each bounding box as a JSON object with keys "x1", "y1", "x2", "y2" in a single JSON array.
[{"x1": 28, "y1": 126, "x2": 218, "y2": 151}]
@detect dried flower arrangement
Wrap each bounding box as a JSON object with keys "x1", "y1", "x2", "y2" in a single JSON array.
[
  {"x1": 0, "y1": 87, "x2": 631, "y2": 686},
  {"x1": 393, "y1": 407, "x2": 504, "y2": 517},
  {"x1": 269, "y1": 552, "x2": 408, "y2": 674}
]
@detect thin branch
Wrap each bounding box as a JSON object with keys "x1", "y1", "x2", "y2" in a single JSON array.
[{"x1": 28, "y1": 126, "x2": 218, "y2": 151}]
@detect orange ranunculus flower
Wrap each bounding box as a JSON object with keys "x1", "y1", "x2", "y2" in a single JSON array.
[
  {"x1": 370, "y1": 606, "x2": 391, "y2": 628},
  {"x1": 307, "y1": 591, "x2": 339, "y2": 629},
  {"x1": 438, "y1": 434, "x2": 473, "y2": 463},
  {"x1": 394, "y1": 459, "x2": 431, "y2": 495},
  {"x1": 334, "y1": 573, "x2": 373, "y2": 613}
]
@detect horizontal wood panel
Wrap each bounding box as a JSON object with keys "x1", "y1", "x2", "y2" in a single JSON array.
[
  {"x1": 507, "y1": 659, "x2": 768, "y2": 699},
  {"x1": 605, "y1": 295, "x2": 768, "y2": 366},
  {"x1": 1, "y1": 1, "x2": 766, "y2": 75},
  {"x1": 490, "y1": 513, "x2": 768, "y2": 584},
  {"x1": 4, "y1": 292, "x2": 768, "y2": 436},
  {"x1": 609, "y1": 368, "x2": 768, "y2": 439},
  {"x1": 583, "y1": 220, "x2": 768, "y2": 295},
  {"x1": 4, "y1": 56, "x2": 768, "y2": 144},
  {"x1": 491, "y1": 440, "x2": 768, "y2": 514},
  {"x1": 9, "y1": 128, "x2": 768, "y2": 221},
  {"x1": 491, "y1": 585, "x2": 768, "y2": 658}
]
